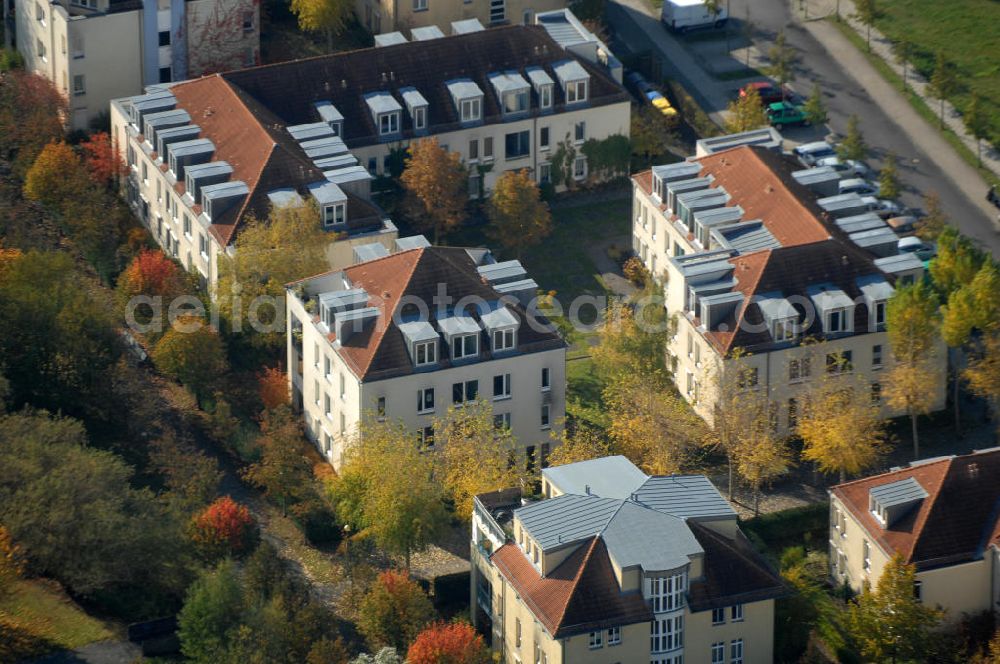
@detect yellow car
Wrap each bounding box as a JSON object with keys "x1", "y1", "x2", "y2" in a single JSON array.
[{"x1": 651, "y1": 95, "x2": 678, "y2": 117}]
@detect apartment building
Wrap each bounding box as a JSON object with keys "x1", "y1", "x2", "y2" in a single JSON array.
[
  {"x1": 631, "y1": 144, "x2": 947, "y2": 435},
  {"x1": 110, "y1": 79, "x2": 398, "y2": 290},
  {"x1": 285, "y1": 244, "x2": 566, "y2": 469},
  {"x1": 359, "y1": 0, "x2": 561, "y2": 35},
  {"x1": 8, "y1": 0, "x2": 259, "y2": 130},
  {"x1": 471, "y1": 456, "x2": 787, "y2": 664},
  {"x1": 829, "y1": 448, "x2": 1000, "y2": 621}
]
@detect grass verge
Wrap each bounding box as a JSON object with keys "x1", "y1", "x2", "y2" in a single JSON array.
[
  {"x1": 0, "y1": 578, "x2": 115, "y2": 660},
  {"x1": 829, "y1": 18, "x2": 999, "y2": 188},
  {"x1": 666, "y1": 79, "x2": 724, "y2": 139}
]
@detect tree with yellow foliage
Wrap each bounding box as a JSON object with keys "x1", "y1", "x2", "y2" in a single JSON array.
[
  {"x1": 434, "y1": 400, "x2": 527, "y2": 520},
  {"x1": 400, "y1": 138, "x2": 468, "y2": 244},
  {"x1": 23, "y1": 141, "x2": 88, "y2": 211},
  {"x1": 486, "y1": 169, "x2": 551, "y2": 258},
  {"x1": 289, "y1": 0, "x2": 351, "y2": 49},
  {"x1": 798, "y1": 371, "x2": 888, "y2": 482},
  {"x1": 725, "y1": 87, "x2": 769, "y2": 133},
  {"x1": 546, "y1": 425, "x2": 613, "y2": 468},
  {"x1": 591, "y1": 292, "x2": 673, "y2": 389}
]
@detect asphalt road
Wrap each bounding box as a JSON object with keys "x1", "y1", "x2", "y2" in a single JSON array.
[{"x1": 607, "y1": 0, "x2": 1000, "y2": 254}]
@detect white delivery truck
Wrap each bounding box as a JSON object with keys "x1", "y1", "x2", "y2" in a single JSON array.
[{"x1": 661, "y1": 0, "x2": 728, "y2": 31}]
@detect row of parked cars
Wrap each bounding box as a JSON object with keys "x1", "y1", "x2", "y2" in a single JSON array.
[
  {"x1": 626, "y1": 71, "x2": 679, "y2": 119},
  {"x1": 793, "y1": 140, "x2": 937, "y2": 262},
  {"x1": 738, "y1": 82, "x2": 810, "y2": 127}
]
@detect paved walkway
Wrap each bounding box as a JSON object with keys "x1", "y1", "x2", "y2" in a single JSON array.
[{"x1": 802, "y1": 0, "x2": 1000, "y2": 180}]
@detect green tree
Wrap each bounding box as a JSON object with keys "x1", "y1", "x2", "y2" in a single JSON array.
[
  {"x1": 289, "y1": 0, "x2": 351, "y2": 50},
  {"x1": 152, "y1": 318, "x2": 229, "y2": 402},
  {"x1": 591, "y1": 294, "x2": 673, "y2": 387},
  {"x1": 884, "y1": 282, "x2": 941, "y2": 459},
  {"x1": 630, "y1": 106, "x2": 676, "y2": 167},
  {"x1": 928, "y1": 51, "x2": 957, "y2": 129},
  {"x1": 802, "y1": 83, "x2": 828, "y2": 126},
  {"x1": 178, "y1": 560, "x2": 245, "y2": 663},
  {"x1": 725, "y1": 86, "x2": 770, "y2": 133},
  {"x1": 838, "y1": 114, "x2": 868, "y2": 161},
  {"x1": 878, "y1": 151, "x2": 900, "y2": 200},
  {"x1": 929, "y1": 226, "x2": 984, "y2": 296},
  {"x1": 400, "y1": 138, "x2": 468, "y2": 244},
  {"x1": 486, "y1": 169, "x2": 552, "y2": 258},
  {"x1": 916, "y1": 191, "x2": 948, "y2": 241},
  {"x1": 216, "y1": 201, "x2": 330, "y2": 351},
  {"x1": 853, "y1": 0, "x2": 877, "y2": 50},
  {"x1": 892, "y1": 38, "x2": 913, "y2": 90},
  {"x1": 358, "y1": 570, "x2": 435, "y2": 652},
  {"x1": 547, "y1": 425, "x2": 613, "y2": 467},
  {"x1": 766, "y1": 29, "x2": 797, "y2": 96},
  {"x1": 847, "y1": 554, "x2": 942, "y2": 662},
  {"x1": 242, "y1": 406, "x2": 314, "y2": 515},
  {"x1": 332, "y1": 418, "x2": 448, "y2": 568},
  {"x1": 964, "y1": 93, "x2": 990, "y2": 166}
]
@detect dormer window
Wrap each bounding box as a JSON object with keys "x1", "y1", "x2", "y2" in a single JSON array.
[
  {"x1": 827, "y1": 308, "x2": 848, "y2": 333},
  {"x1": 873, "y1": 300, "x2": 886, "y2": 327},
  {"x1": 415, "y1": 340, "x2": 437, "y2": 366},
  {"x1": 461, "y1": 98, "x2": 481, "y2": 123},
  {"x1": 492, "y1": 328, "x2": 515, "y2": 351},
  {"x1": 452, "y1": 333, "x2": 479, "y2": 359},
  {"x1": 540, "y1": 84, "x2": 552, "y2": 109},
  {"x1": 322, "y1": 203, "x2": 346, "y2": 227},
  {"x1": 503, "y1": 89, "x2": 529, "y2": 114},
  {"x1": 566, "y1": 79, "x2": 588, "y2": 103},
  {"x1": 379, "y1": 112, "x2": 399, "y2": 135},
  {"x1": 413, "y1": 106, "x2": 426, "y2": 130},
  {"x1": 773, "y1": 318, "x2": 797, "y2": 342}
]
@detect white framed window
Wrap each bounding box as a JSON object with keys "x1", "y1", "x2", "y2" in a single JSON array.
[
  {"x1": 574, "y1": 121, "x2": 586, "y2": 143},
  {"x1": 872, "y1": 344, "x2": 883, "y2": 369},
  {"x1": 378, "y1": 112, "x2": 399, "y2": 135},
  {"x1": 607, "y1": 626, "x2": 621, "y2": 646},
  {"x1": 540, "y1": 84, "x2": 552, "y2": 109},
  {"x1": 541, "y1": 367, "x2": 550, "y2": 391},
  {"x1": 323, "y1": 356, "x2": 332, "y2": 380},
  {"x1": 460, "y1": 97, "x2": 482, "y2": 123},
  {"x1": 452, "y1": 333, "x2": 479, "y2": 359},
  {"x1": 539, "y1": 163, "x2": 551, "y2": 184},
  {"x1": 492, "y1": 327, "x2": 515, "y2": 351},
  {"x1": 711, "y1": 607, "x2": 725, "y2": 625},
  {"x1": 503, "y1": 89, "x2": 530, "y2": 114},
  {"x1": 826, "y1": 307, "x2": 849, "y2": 333},
  {"x1": 452, "y1": 380, "x2": 479, "y2": 404},
  {"x1": 731, "y1": 638, "x2": 744, "y2": 664},
  {"x1": 873, "y1": 300, "x2": 886, "y2": 327},
  {"x1": 414, "y1": 340, "x2": 437, "y2": 366},
  {"x1": 468, "y1": 138, "x2": 479, "y2": 161},
  {"x1": 493, "y1": 412, "x2": 511, "y2": 429},
  {"x1": 339, "y1": 412, "x2": 346, "y2": 435},
  {"x1": 412, "y1": 0, "x2": 427, "y2": 9},
  {"x1": 413, "y1": 106, "x2": 427, "y2": 130},
  {"x1": 711, "y1": 642, "x2": 725, "y2": 664},
  {"x1": 72, "y1": 74, "x2": 86, "y2": 96},
  {"x1": 649, "y1": 572, "x2": 686, "y2": 613},
  {"x1": 789, "y1": 356, "x2": 811, "y2": 381},
  {"x1": 863, "y1": 539, "x2": 871, "y2": 572},
  {"x1": 650, "y1": 615, "x2": 683, "y2": 653},
  {"x1": 324, "y1": 393, "x2": 332, "y2": 418},
  {"x1": 483, "y1": 136, "x2": 493, "y2": 160},
  {"x1": 376, "y1": 396, "x2": 386, "y2": 419},
  {"x1": 541, "y1": 404, "x2": 550, "y2": 429},
  {"x1": 493, "y1": 373, "x2": 511, "y2": 400},
  {"x1": 573, "y1": 156, "x2": 587, "y2": 180},
  {"x1": 539, "y1": 126, "x2": 550, "y2": 150},
  {"x1": 515, "y1": 619, "x2": 522, "y2": 648},
  {"x1": 489, "y1": 0, "x2": 504, "y2": 22},
  {"x1": 418, "y1": 387, "x2": 435, "y2": 414},
  {"x1": 773, "y1": 317, "x2": 797, "y2": 341},
  {"x1": 313, "y1": 379, "x2": 321, "y2": 406},
  {"x1": 731, "y1": 603, "x2": 743, "y2": 622},
  {"x1": 183, "y1": 213, "x2": 192, "y2": 238},
  {"x1": 419, "y1": 425, "x2": 434, "y2": 447},
  {"x1": 566, "y1": 79, "x2": 588, "y2": 103},
  {"x1": 588, "y1": 631, "x2": 603, "y2": 650},
  {"x1": 199, "y1": 232, "x2": 209, "y2": 259},
  {"x1": 322, "y1": 203, "x2": 346, "y2": 227}
]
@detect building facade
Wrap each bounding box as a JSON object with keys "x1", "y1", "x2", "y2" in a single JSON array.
[
  {"x1": 472, "y1": 456, "x2": 786, "y2": 664},
  {"x1": 285, "y1": 245, "x2": 566, "y2": 469},
  {"x1": 9, "y1": 0, "x2": 259, "y2": 130},
  {"x1": 631, "y1": 144, "x2": 947, "y2": 436},
  {"x1": 829, "y1": 448, "x2": 1000, "y2": 623},
  {"x1": 358, "y1": 0, "x2": 562, "y2": 34}
]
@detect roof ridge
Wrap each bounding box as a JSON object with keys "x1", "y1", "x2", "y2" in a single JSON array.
[
  {"x1": 550, "y1": 536, "x2": 603, "y2": 630},
  {"x1": 831, "y1": 455, "x2": 953, "y2": 490},
  {"x1": 903, "y1": 457, "x2": 955, "y2": 561},
  {"x1": 719, "y1": 249, "x2": 772, "y2": 354}
]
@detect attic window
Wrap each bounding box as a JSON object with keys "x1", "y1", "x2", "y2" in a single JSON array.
[
  {"x1": 773, "y1": 318, "x2": 797, "y2": 342},
  {"x1": 503, "y1": 89, "x2": 529, "y2": 114},
  {"x1": 413, "y1": 107, "x2": 427, "y2": 130},
  {"x1": 827, "y1": 308, "x2": 849, "y2": 334},
  {"x1": 461, "y1": 98, "x2": 481, "y2": 123},
  {"x1": 539, "y1": 84, "x2": 552, "y2": 109},
  {"x1": 322, "y1": 203, "x2": 346, "y2": 227},
  {"x1": 378, "y1": 112, "x2": 400, "y2": 136},
  {"x1": 566, "y1": 79, "x2": 588, "y2": 104},
  {"x1": 452, "y1": 333, "x2": 479, "y2": 359},
  {"x1": 492, "y1": 328, "x2": 515, "y2": 352},
  {"x1": 415, "y1": 340, "x2": 437, "y2": 366}
]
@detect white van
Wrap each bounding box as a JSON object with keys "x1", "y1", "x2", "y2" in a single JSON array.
[
  {"x1": 793, "y1": 141, "x2": 836, "y2": 167},
  {"x1": 661, "y1": 0, "x2": 728, "y2": 32}
]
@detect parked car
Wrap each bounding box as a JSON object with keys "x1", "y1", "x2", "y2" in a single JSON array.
[
  {"x1": 988, "y1": 185, "x2": 1000, "y2": 210},
  {"x1": 740, "y1": 81, "x2": 792, "y2": 106},
  {"x1": 626, "y1": 71, "x2": 655, "y2": 97},
  {"x1": 839, "y1": 178, "x2": 880, "y2": 197},
  {"x1": 814, "y1": 156, "x2": 874, "y2": 180},
  {"x1": 886, "y1": 215, "x2": 918, "y2": 235},
  {"x1": 898, "y1": 236, "x2": 937, "y2": 261},
  {"x1": 861, "y1": 197, "x2": 905, "y2": 219},
  {"x1": 767, "y1": 102, "x2": 808, "y2": 127},
  {"x1": 794, "y1": 141, "x2": 837, "y2": 167},
  {"x1": 661, "y1": 0, "x2": 728, "y2": 32},
  {"x1": 650, "y1": 93, "x2": 679, "y2": 118}
]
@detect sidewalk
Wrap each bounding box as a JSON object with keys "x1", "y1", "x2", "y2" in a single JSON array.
[{"x1": 802, "y1": 0, "x2": 1000, "y2": 180}]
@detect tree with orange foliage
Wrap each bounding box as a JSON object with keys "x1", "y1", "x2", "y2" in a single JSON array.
[
  {"x1": 23, "y1": 141, "x2": 87, "y2": 211},
  {"x1": 117, "y1": 249, "x2": 192, "y2": 337},
  {"x1": 400, "y1": 138, "x2": 468, "y2": 244},
  {"x1": 79, "y1": 131, "x2": 126, "y2": 188},
  {"x1": 358, "y1": 569, "x2": 435, "y2": 652},
  {"x1": 0, "y1": 71, "x2": 66, "y2": 175},
  {"x1": 189, "y1": 496, "x2": 258, "y2": 560},
  {"x1": 258, "y1": 365, "x2": 290, "y2": 411},
  {"x1": 407, "y1": 622, "x2": 491, "y2": 664}
]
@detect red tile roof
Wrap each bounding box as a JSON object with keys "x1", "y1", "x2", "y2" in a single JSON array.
[
  {"x1": 687, "y1": 523, "x2": 788, "y2": 611},
  {"x1": 832, "y1": 449, "x2": 1000, "y2": 570},
  {"x1": 491, "y1": 537, "x2": 653, "y2": 638}
]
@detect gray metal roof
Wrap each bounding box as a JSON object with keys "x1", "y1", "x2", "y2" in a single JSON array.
[
  {"x1": 870, "y1": 476, "x2": 928, "y2": 507},
  {"x1": 169, "y1": 138, "x2": 214, "y2": 158},
  {"x1": 494, "y1": 278, "x2": 538, "y2": 296},
  {"x1": 313, "y1": 154, "x2": 357, "y2": 170},
  {"x1": 395, "y1": 235, "x2": 431, "y2": 251},
  {"x1": 266, "y1": 187, "x2": 304, "y2": 208},
  {"x1": 185, "y1": 161, "x2": 232, "y2": 180},
  {"x1": 552, "y1": 59, "x2": 590, "y2": 85},
  {"x1": 791, "y1": 166, "x2": 839, "y2": 186},
  {"x1": 411, "y1": 25, "x2": 445, "y2": 40},
  {"x1": 478, "y1": 259, "x2": 527, "y2": 284},
  {"x1": 437, "y1": 314, "x2": 481, "y2": 336},
  {"x1": 693, "y1": 205, "x2": 743, "y2": 229},
  {"x1": 536, "y1": 9, "x2": 593, "y2": 48},
  {"x1": 374, "y1": 31, "x2": 408, "y2": 47},
  {"x1": 313, "y1": 100, "x2": 344, "y2": 123},
  {"x1": 634, "y1": 476, "x2": 737, "y2": 519},
  {"x1": 288, "y1": 122, "x2": 335, "y2": 141},
  {"x1": 525, "y1": 66, "x2": 554, "y2": 89},
  {"x1": 849, "y1": 228, "x2": 899, "y2": 254},
  {"x1": 517, "y1": 494, "x2": 623, "y2": 550},
  {"x1": 325, "y1": 165, "x2": 372, "y2": 185},
  {"x1": 354, "y1": 242, "x2": 390, "y2": 262},
  {"x1": 398, "y1": 320, "x2": 439, "y2": 344},
  {"x1": 543, "y1": 455, "x2": 648, "y2": 499},
  {"x1": 399, "y1": 86, "x2": 428, "y2": 112},
  {"x1": 694, "y1": 127, "x2": 782, "y2": 156},
  {"x1": 451, "y1": 18, "x2": 484, "y2": 34},
  {"x1": 856, "y1": 274, "x2": 895, "y2": 302},
  {"x1": 835, "y1": 213, "x2": 886, "y2": 234},
  {"x1": 156, "y1": 125, "x2": 200, "y2": 155},
  {"x1": 144, "y1": 108, "x2": 191, "y2": 130},
  {"x1": 756, "y1": 292, "x2": 796, "y2": 322},
  {"x1": 874, "y1": 253, "x2": 924, "y2": 274},
  {"x1": 445, "y1": 78, "x2": 484, "y2": 100},
  {"x1": 132, "y1": 92, "x2": 176, "y2": 113},
  {"x1": 602, "y1": 502, "x2": 703, "y2": 572},
  {"x1": 817, "y1": 193, "x2": 867, "y2": 215},
  {"x1": 714, "y1": 220, "x2": 779, "y2": 252},
  {"x1": 301, "y1": 136, "x2": 349, "y2": 158},
  {"x1": 320, "y1": 288, "x2": 368, "y2": 311},
  {"x1": 307, "y1": 180, "x2": 347, "y2": 206},
  {"x1": 666, "y1": 176, "x2": 712, "y2": 196},
  {"x1": 807, "y1": 283, "x2": 854, "y2": 310},
  {"x1": 489, "y1": 70, "x2": 530, "y2": 95},
  {"x1": 200, "y1": 180, "x2": 249, "y2": 201},
  {"x1": 479, "y1": 303, "x2": 519, "y2": 329},
  {"x1": 364, "y1": 92, "x2": 402, "y2": 116},
  {"x1": 652, "y1": 161, "x2": 702, "y2": 183}
]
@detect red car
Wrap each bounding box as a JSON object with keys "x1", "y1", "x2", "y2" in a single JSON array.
[{"x1": 739, "y1": 81, "x2": 792, "y2": 106}]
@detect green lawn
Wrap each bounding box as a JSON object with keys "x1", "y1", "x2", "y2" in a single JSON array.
[
  {"x1": 0, "y1": 579, "x2": 115, "y2": 660},
  {"x1": 872, "y1": 0, "x2": 1000, "y2": 147}
]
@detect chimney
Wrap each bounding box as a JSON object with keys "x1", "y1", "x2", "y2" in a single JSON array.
[{"x1": 585, "y1": 484, "x2": 591, "y2": 495}]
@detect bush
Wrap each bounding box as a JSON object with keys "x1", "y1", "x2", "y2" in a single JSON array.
[
  {"x1": 431, "y1": 571, "x2": 470, "y2": 613},
  {"x1": 622, "y1": 256, "x2": 649, "y2": 286},
  {"x1": 742, "y1": 503, "x2": 828, "y2": 560},
  {"x1": 188, "y1": 496, "x2": 259, "y2": 560},
  {"x1": 291, "y1": 498, "x2": 342, "y2": 547}
]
